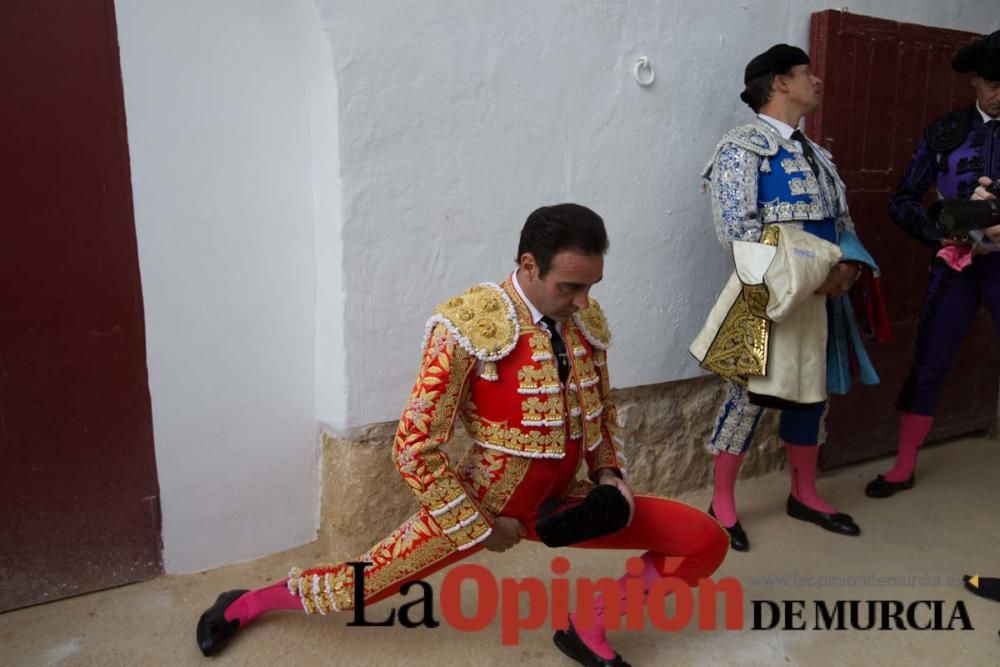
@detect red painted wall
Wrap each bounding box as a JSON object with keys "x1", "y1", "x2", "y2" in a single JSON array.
[{"x1": 0, "y1": 0, "x2": 163, "y2": 610}]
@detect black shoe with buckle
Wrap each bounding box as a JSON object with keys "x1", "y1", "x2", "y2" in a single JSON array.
[
  {"x1": 865, "y1": 474, "x2": 915, "y2": 498},
  {"x1": 786, "y1": 495, "x2": 860, "y2": 536},
  {"x1": 196, "y1": 589, "x2": 248, "y2": 657},
  {"x1": 707, "y1": 504, "x2": 749, "y2": 552},
  {"x1": 553, "y1": 619, "x2": 631, "y2": 667}
]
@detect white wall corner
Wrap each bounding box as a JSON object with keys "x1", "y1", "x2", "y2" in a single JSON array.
[
  {"x1": 117, "y1": 0, "x2": 345, "y2": 573},
  {"x1": 298, "y1": 0, "x2": 348, "y2": 536}
]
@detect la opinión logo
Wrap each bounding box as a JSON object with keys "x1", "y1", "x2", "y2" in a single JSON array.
[
  {"x1": 345, "y1": 557, "x2": 973, "y2": 644},
  {"x1": 348, "y1": 555, "x2": 740, "y2": 644}
]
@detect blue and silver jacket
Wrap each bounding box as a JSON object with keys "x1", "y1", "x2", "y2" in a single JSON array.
[{"x1": 701, "y1": 118, "x2": 879, "y2": 394}]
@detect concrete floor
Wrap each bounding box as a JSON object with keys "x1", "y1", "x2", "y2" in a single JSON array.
[{"x1": 3, "y1": 438, "x2": 999, "y2": 667}]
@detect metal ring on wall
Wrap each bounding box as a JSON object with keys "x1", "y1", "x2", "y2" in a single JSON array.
[{"x1": 633, "y1": 57, "x2": 655, "y2": 87}]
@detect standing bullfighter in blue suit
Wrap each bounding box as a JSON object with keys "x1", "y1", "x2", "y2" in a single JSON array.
[{"x1": 697, "y1": 45, "x2": 880, "y2": 551}]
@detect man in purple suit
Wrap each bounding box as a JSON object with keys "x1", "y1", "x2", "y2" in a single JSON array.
[{"x1": 866, "y1": 29, "x2": 1000, "y2": 499}]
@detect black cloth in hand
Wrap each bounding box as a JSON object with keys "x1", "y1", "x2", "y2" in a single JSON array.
[{"x1": 535, "y1": 484, "x2": 631, "y2": 548}]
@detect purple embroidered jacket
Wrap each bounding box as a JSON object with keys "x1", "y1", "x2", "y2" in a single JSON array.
[{"x1": 889, "y1": 105, "x2": 1000, "y2": 248}]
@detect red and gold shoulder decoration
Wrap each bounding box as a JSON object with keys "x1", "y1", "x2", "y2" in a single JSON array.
[
  {"x1": 572, "y1": 297, "x2": 611, "y2": 351},
  {"x1": 423, "y1": 282, "x2": 520, "y2": 363}
]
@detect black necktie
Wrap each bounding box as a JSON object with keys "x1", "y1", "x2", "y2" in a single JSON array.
[
  {"x1": 541, "y1": 316, "x2": 569, "y2": 384},
  {"x1": 988, "y1": 119, "x2": 999, "y2": 133},
  {"x1": 791, "y1": 129, "x2": 820, "y2": 178}
]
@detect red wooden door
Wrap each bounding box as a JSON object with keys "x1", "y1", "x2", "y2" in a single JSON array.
[
  {"x1": 807, "y1": 11, "x2": 999, "y2": 468},
  {"x1": 0, "y1": 1, "x2": 163, "y2": 610}
]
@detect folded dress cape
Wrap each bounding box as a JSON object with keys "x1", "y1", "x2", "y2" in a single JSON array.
[{"x1": 690, "y1": 224, "x2": 843, "y2": 405}]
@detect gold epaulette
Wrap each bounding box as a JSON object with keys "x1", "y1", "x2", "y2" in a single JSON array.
[
  {"x1": 573, "y1": 297, "x2": 612, "y2": 350},
  {"x1": 424, "y1": 282, "x2": 520, "y2": 362}
]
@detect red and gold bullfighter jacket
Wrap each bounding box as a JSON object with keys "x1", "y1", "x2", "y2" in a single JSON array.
[{"x1": 395, "y1": 276, "x2": 627, "y2": 552}]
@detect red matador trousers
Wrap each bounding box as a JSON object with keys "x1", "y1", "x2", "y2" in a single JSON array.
[{"x1": 286, "y1": 439, "x2": 729, "y2": 614}]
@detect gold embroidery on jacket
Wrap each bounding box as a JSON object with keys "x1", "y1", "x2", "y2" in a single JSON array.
[
  {"x1": 521, "y1": 395, "x2": 565, "y2": 425},
  {"x1": 567, "y1": 420, "x2": 584, "y2": 441},
  {"x1": 466, "y1": 419, "x2": 565, "y2": 456},
  {"x1": 458, "y1": 446, "x2": 532, "y2": 517},
  {"x1": 517, "y1": 363, "x2": 561, "y2": 394},
  {"x1": 574, "y1": 299, "x2": 611, "y2": 349},
  {"x1": 528, "y1": 330, "x2": 554, "y2": 359},
  {"x1": 433, "y1": 284, "x2": 517, "y2": 359},
  {"x1": 289, "y1": 510, "x2": 455, "y2": 613}
]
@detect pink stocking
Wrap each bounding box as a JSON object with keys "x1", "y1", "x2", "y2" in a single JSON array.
[
  {"x1": 569, "y1": 552, "x2": 662, "y2": 660},
  {"x1": 784, "y1": 442, "x2": 836, "y2": 514},
  {"x1": 223, "y1": 580, "x2": 302, "y2": 626},
  {"x1": 711, "y1": 451, "x2": 745, "y2": 527},
  {"x1": 883, "y1": 413, "x2": 933, "y2": 483}
]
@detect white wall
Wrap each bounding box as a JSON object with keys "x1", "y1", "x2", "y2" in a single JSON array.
[
  {"x1": 114, "y1": 0, "x2": 994, "y2": 572},
  {"x1": 116, "y1": 0, "x2": 343, "y2": 573},
  {"x1": 315, "y1": 0, "x2": 996, "y2": 428}
]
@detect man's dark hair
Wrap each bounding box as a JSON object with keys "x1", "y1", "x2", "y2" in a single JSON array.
[
  {"x1": 740, "y1": 73, "x2": 776, "y2": 112},
  {"x1": 515, "y1": 203, "x2": 609, "y2": 277}
]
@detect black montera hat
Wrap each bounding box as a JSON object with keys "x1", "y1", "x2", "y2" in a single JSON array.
[
  {"x1": 952, "y1": 30, "x2": 1000, "y2": 81},
  {"x1": 743, "y1": 44, "x2": 810, "y2": 84}
]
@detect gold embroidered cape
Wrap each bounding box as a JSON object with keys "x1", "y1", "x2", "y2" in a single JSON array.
[{"x1": 690, "y1": 225, "x2": 843, "y2": 404}]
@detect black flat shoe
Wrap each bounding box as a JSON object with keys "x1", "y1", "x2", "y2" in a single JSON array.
[
  {"x1": 963, "y1": 574, "x2": 1000, "y2": 602},
  {"x1": 786, "y1": 495, "x2": 860, "y2": 536},
  {"x1": 553, "y1": 620, "x2": 631, "y2": 667},
  {"x1": 865, "y1": 474, "x2": 915, "y2": 498},
  {"x1": 196, "y1": 589, "x2": 248, "y2": 657},
  {"x1": 708, "y1": 505, "x2": 749, "y2": 552}
]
